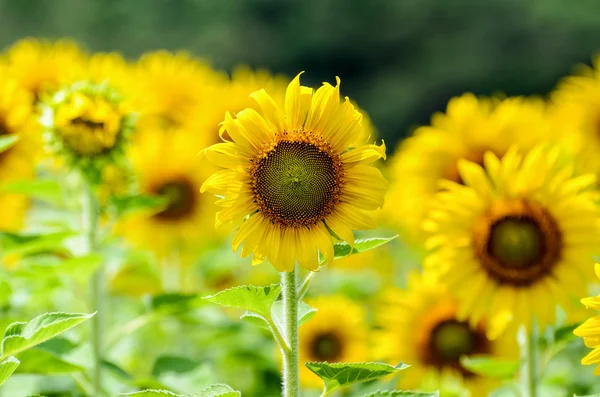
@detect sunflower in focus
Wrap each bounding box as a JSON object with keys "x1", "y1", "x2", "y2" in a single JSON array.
[
  {"x1": 0, "y1": 68, "x2": 38, "y2": 231},
  {"x1": 550, "y1": 54, "x2": 600, "y2": 177},
  {"x1": 130, "y1": 51, "x2": 226, "y2": 131},
  {"x1": 574, "y1": 264, "x2": 600, "y2": 376},
  {"x1": 384, "y1": 94, "x2": 551, "y2": 246},
  {"x1": 374, "y1": 273, "x2": 517, "y2": 396},
  {"x1": 202, "y1": 73, "x2": 387, "y2": 272},
  {"x1": 3, "y1": 38, "x2": 86, "y2": 103},
  {"x1": 424, "y1": 146, "x2": 600, "y2": 332},
  {"x1": 117, "y1": 129, "x2": 222, "y2": 258},
  {"x1": 299, "y1": 296, "x2": 369, "y2": 388}
]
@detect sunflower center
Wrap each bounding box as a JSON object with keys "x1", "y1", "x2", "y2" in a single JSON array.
[
  {"x1": 71, "y1": 117, "x2": 105, "y2": 131},
  {"x1": 310, "y1": 332, "x2": 343, "y2": 362},
  {"x1": 153, "y1": 179, "x2": 197, "y2": 221},
  {"x1": 425, "y1": 319, "x2": 489, "y2": 377},
  {"x1": 475, "y1": 200, "x2": 562, "y2": 286},
  {"x1": 253, "y1": 139, "x2": 341, "y2": 227}
]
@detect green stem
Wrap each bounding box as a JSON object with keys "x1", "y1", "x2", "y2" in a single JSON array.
[
  {"x1": 519, "y1": 321, "x2": 538, "y2": 397},
  {"x1": 83, "y1": 181, "x2": 104, "y2": 396},
  {"x1": 297, "y1": 271, "x2": 315, "y2": 302},
  {"x1": 281, "y1": 267, "x2": 299, "y2": 397}
]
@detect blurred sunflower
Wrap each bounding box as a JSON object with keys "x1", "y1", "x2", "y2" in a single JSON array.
[
  {"x1": 0, "y1": 68, "x2": 38, "y2": 231},
  {"x1": 299, "y1": 296, "x2": 369, "y2": 388},
  {"x1": 201, "y1": 73, "x2": 387, "y2": 272},
  {"x1": 130, "y1": 51, "x2": 226, "y2": 131},
  {"x1": 117, "y1": 129, "x2": 222, "y2": 258},
  {"x1": 574, "y1": 264, "x2": 600, "y2": 375},
  {"x1": 424, "y1": 146, "x2": 600, "y2": 332},
  {"x1": 374, "y1": 273, "x2": 517, "y2": 396},
  {"x1": 85, "y1": 52, "x2": 131, "y2": 93},
  {"x1": 384, "y1": 94, "x2": 551, "y2": 246},
  {"x1": 2, "y1": 38, "x2": 86, "y2": 103},
  {"x1": 550, "y1": 54, "x2": 600, "y2": 177}
]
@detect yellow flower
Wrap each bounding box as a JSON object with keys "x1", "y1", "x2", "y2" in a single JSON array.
[
  {"x1": 85, "y1": 52, "x2": 132, "y2": 92},
  {"x1": 374, "y1": 273, "x2": 517, "y2": 396},
  {"x1": 550, "y1": 54, "x2": 600, "y2": 177},
  {"x1": 117, "y1": 129, "x2": 223, "y2": 257},
  {"x1": 574, "y1": 264, "x2": 600, "y2": 376},
  {"x1": 0, "y1": 67, "x2": 38, "y2": 231},
  {"x1": 384, "y1": 94, "x2": 552, "y2": 246},
  {"x1": 130, "y1": 51, "x2": 226, "y2": 131},
  {"x1": 424, "y1": 146, "x2": 600, "y2": 332},
  {"x1": 2, "y1": 38, "x2": 86, "y2": 102},
  {"x1": 299, "y1": 296, "x2": 369, "y2": 388},
  {"x1": 202, "y1": 73, "x2": 387, "y2": 272}
]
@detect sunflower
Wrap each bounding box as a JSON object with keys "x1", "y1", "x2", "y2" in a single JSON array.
[
  {"x1": 574, "y1": 264, "x2": 600, "y2": 376},
  {"x1": 374, "y1": 273, "x2": 517, "y2": 396},
  {"x1": 3, "y1": 38, "x2": 86, "y2": 103},
  {"x1": 201, "y1": 73, "x2": 387, "y2": 272},
  {"x1": 383, "y1": 94, "x2": 552, "y2": 246},
  {"x1": 117, "y1": 129, "x2": 223, "y2": 258},
  {"x1": 129, "y1": 51, "x2": 226, "y2": 131},
  {"x1": 423, "y1": 145, "x2": 600, "y2": 332},
  {"x1": 550, "y1": 54, "x2": 600, "y2": 177},
  {"x1": 84, "y1": 52, "x2": 132, "y2": 93},
  {"x1": 299, "y1": 296, "x2": 369, "y2": 388}
]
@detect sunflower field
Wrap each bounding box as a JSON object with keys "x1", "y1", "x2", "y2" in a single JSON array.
[{"x1": 2, "y1": 1, "x2": 600, "y2": 397}]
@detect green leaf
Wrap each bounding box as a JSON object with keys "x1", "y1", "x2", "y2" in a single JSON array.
[
  {"x1": 203, "y1": 284, "x2": 281, "y2": 319},
  {"x1": 272, "y1": 300, "x2": 317, "y2": 332},
  {"x1": 122, "y1": 384, "x2": 240, "y2": 397},
  {"x1": 0, "y1": 231, "x2": 75, "y2": 258},
  {"x1": 321, "y1": 236, "x2": 397, "y2": 263},
  {"x1": 554, "y1": 323, "x2": 579, "y2": 344},
  {"x1": 362, "y1": 392, "x2": 439, "y2": 397},
  {"x1": 14, "y1": 348, "x2": 84, "y2": 374},
  {"x1": 0, "y1": 135, "x2": 18, "y2": 153},
  {"x1": 0, "y1": 356, "x2": 19, "y2": 386},
  {"x1": 1, "y1": 312, "x2": 95, "y2": 359},
  {"x1": 459, "y1": 355, "x2": 519, "y2": 379},
  {"x1": 0, "y1": 179, "x2": 63, "y2": 205},
  {"x1": 574, "y1": 395, "x2": 600, "y2": 397},
  {"x1": 151, "y1": 355, "x2": 200, "y2": 377},
  {"x1": 0, "y1": 281, "x2": 12, "y2": 307},
  {"x1": 306, "y1": 361, "x2": 409, "y2": 396},
  {"x1": 149, "y1": 293, "x2": 203, "y2": 313},
  {"x1": 110, "y1": 194, "x2": 167, "y2": 218}
]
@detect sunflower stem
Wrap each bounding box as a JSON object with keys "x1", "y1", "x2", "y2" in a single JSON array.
[
  {"x1": 519, "y1": 321, "x2": 538, "y2": 397},
  {"x1": 281, "y1": 267, "x2": 300, "y2": 397},
  {"x1": 83, "y1": 181, "x2": 105, "y2": 396}
]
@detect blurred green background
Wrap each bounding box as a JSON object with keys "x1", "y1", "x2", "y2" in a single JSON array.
[{"x1": 1, "y1": 0, "x2": 600, "y2": 148}]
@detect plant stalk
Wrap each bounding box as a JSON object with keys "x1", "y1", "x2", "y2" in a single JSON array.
[
  {"x1": 83, "y1": 182, "x2": 104, "y2": 396},
  {"x1": 519, "y1": 321, "x2": 538, "y2": 397},
  {"x1": 281, "y1": 267, "x2": 300, "y2": 397}
]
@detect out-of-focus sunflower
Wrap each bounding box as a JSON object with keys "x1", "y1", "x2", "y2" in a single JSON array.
[
  {"x1": 374, "y1": 273, "x2": 517, "y2": 396},
  {"x1": 424, "y1": 146, "x2": 600, "y2": 332},
  {"x1": 550, "y1": 54, "x2": 600, "y2": 177},
  {"x1": 117, "y1": 129, "x2": 223, "y2": 258},
  {"x1": 2, "y1": 38, "x2": 86, "y2": 103},
  {"x1": 201, "y1": 73, "x2": 387, "y2": 272},
  {"x1": 384, "y1": 94, "x2": 552, "y2": 246},
  {"x1": 0, "y1": 68, "x2": 38, "y2": 231},
  {"x1": 84, "y1": 52, "x2": 131, "y2": 93},
  {"x1": 129, "y1": 51, "x2": 226, "y2": 132},
  {"x1": 575, "y1": 264, "x2": 600, "y2": 376},
  {"x1": 299, "y1": 296, "x2": 369, "y2": 388}
]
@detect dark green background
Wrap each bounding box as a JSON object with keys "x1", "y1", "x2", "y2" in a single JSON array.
[{"x1": 1, "y1": 0, "x2": 600, "y2": 149}]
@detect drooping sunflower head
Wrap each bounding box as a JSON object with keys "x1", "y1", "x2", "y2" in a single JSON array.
[
  {"x1": 130, "y1": 51, "x2": 226, "y2": 131},
  {"x1": 41, "y1": 81, "x2": 135, "y2": 181},
  {"x1": 374, "y1": 273, "x2": 517, "y2": 396},
  {"x1": 550, "y1": 54, "x2": 600, "y2": 177},
  {"x1": 202, "y1": 73, "x2": 387, "y2": 272},
  {"x1": 424, "y1": 145, "x2": 600, "y2": 332},
  {"x1": 574, "y1": 264, "x2": 600, "y2": 376},
  {"x1": 299, "y1": 296, "x2": 369, "y2": 388},
  {"x1": 383, "y1": 94, "x2": 552, "y2": 246},
  {"x1": 117, "y1": 128, "x2": 223, "y2": 257},
  {"x1": 2, "y1": 38, "x2": 86, "y2": 103}
]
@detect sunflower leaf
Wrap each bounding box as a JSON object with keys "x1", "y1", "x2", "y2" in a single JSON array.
[
  {"x1": 202, "y1": 284, "x2": 281, "y2": 319},
  {"x1": 110, "y1": 194, "x2": 168, "y2": 218},
  {"x1": 0, "y1": 179, "x2": 63, "y2": 205},
  {"x1": 0, "y1": 231, "x2": 76, "y2": 258},
  {"x1": 122, "y1": 384, "x2": 240, "y2": 396},
  {"x1": 14, "y1": 348, "x2": 84, "y2": 374},
  {"x1": 361, "y1": 391, "x2": 439, "y2": 397},
  {"x1": 459, "y1": 355, "x2": 519, "y2": 379},
  {"x1": 0, "y1": 312, "x2": 95, "y2": 359},
  {"x1": 321, "y1": 236, "x2": 397, "y2": 263},
  {"x1": 271, "y1": 300, "x2": 317, "y2": 334},
  {"x1": 0, "y1": 135, "x2": 18, "y2": 153},
  {"x1": 0, "y1": 356, "x2": 19, "y2": 386},
  {"x1": 306, "y1": 361, "x2": 409, "y2": 396}
]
